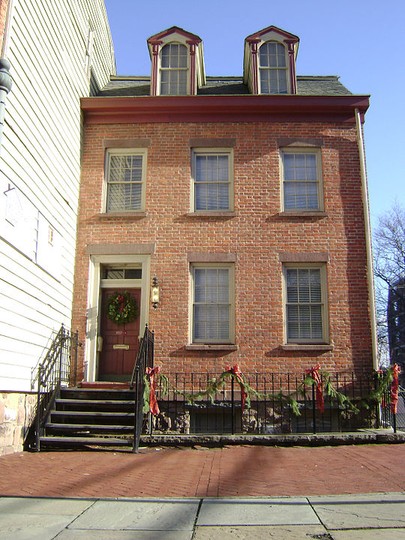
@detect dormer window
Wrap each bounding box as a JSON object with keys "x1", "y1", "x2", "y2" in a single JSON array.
[
  {"x1": 148, "y1": 26, "x2": 205, "y2": 96},
  {"x1": 244, "y1": 26, "x2": 299, "y2": 95},
  {"x1": 259, "y1": 41, "x2": 287, "y2": 94},
  {"x1": 160, "y1": 43, "x2": 188, "y2": 95}
]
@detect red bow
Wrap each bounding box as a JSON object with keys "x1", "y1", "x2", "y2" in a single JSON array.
[
  {"x1": 390, "y1": 363, "x2": 401, "y2": 415},
  {"x1": 305, "y1": 363, "x2": 324, "y2": 413},
  {"x1": 146, "y1": 366, "x2": 161, "y2": 416},
  {"x1": 226, "y1": 364, "x2": 248, "y2": 412}
]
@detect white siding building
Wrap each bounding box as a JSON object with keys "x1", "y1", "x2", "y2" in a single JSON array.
[{"x1": 0, "y1": 0, "x2": 115, "y2": 453}]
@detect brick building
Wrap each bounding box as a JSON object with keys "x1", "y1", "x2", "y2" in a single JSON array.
[{"x1": 73, "y1": 25, "x2": 377, "y2": 386}]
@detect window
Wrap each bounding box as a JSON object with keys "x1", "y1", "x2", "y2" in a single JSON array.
[
  {"x1": 284, "y1": 265, "x2": 327, "y2": 343},
  {"x1": 102, "y1": 267, "x2": 142, "y2": 280},
  {"x1": 259, "y1": 41, "x2": 287, "y2": 94},
  {"x1": 160, "y1": 43, "x2": 188, "y2": 95},
  {"x1": 281, "y1": 150, "x2": 322, "y2": 211},
  {"x1": 105, "y1": 150, "x2": 146, "y2": 212},
  {"x1": 191, "y1": 265, "x2": 234, "y2": 343},
  {"x1": 192, "y1": 150, "x2": 233, "y2": 211}
]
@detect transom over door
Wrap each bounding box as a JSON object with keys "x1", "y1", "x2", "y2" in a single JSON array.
[{"x1": 98, "y1": 288, "x2": 141, "y2": 381}]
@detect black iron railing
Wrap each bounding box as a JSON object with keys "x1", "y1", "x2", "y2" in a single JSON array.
[
  {"x1": 144, "y1": 370, "x2": 391, "y2": 436},
  {"x1": 29, "y1": 325, "x2": 79, "y2": 451},
  {"x1": 130, "y1": 325, "x2": 154, "y2": 452}
]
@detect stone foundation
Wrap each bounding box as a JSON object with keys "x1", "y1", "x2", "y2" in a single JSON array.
[{"x1": 0, "y1": 392, "x2": 36, "y2": 455}]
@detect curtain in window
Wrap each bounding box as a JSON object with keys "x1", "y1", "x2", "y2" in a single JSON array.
[
  {"x1": 193, "y1": 268, "x2": 230, "y2": 341},
  {"x1": 286, "y1": 268, "x2": 323, "y2": 340},
  {"x1": 283, "y1": 153, "x2": 319, "y2": 210},
  {"x1": 194, "y1": 154, "x2": 229, "y2": 210},
  {"x1": 107, "y1": 155, "x2": 143, "y2": 212}
]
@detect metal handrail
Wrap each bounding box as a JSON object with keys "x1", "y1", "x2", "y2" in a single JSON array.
[
  {"x1": 131, "y1": 325, "x2": 154, "y2": 452},
  {"x1": 32, "y1": 325, "x2": 79, "y2": 451}
]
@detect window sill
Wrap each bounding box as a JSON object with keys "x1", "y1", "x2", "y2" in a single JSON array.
[
  {"x1": 278, "y1": 211, "x2": 327, "y2": 218},
  {"x1": 281, "y1": 343, "x2": 333, "y2": 352},
  {"x1": 98, "y1": 212, "x2": 147, "y2": 220},
  {"x1": 185, "y1": 344, "x2": 238, "y2": 351},
  {"x1": 186, "y1": 211, "x2": 236, "y2": 218}
]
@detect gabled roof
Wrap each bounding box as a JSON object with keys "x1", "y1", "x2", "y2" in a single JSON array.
[
  {"x1": 147, "y1": 26, "x2": 202, "y2": 46},
  {"x1": 245, "y1": 25, "x2": 299, "y2": 45}
]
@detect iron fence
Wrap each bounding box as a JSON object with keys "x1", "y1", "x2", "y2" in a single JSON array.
[{"x1": 145, "y1": 370, "x2": 389, "y2": 435}]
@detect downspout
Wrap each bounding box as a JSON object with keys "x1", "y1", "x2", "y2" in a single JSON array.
[
  {"x1": 355, "y1": 108, "x2": 378, "y2": 370},
  {"x1": 0, "y1": 0, "x2": 14, "y2": 150}
]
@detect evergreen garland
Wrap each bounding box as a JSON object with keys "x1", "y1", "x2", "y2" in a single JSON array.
[{"x1": 142, "y1": 364, "x2": 399, "y2": 419}]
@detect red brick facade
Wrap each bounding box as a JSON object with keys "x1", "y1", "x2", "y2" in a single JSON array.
[{"x1": 72, "y1": 108, "x2": 374, "y2": 379}]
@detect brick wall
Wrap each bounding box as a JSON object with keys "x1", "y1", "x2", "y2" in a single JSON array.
[{"x1": 72, "y1": 119, "x2": 373, "y2": 378}]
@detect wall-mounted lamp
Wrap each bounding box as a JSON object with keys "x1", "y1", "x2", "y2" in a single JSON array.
[{"x1": 151, "y1": 276, "x2": 160, "y2": 309}]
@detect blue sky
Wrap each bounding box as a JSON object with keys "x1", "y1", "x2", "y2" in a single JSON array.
[{"x1": 104, "y1": 0, "x2": 404, "y2": 229}]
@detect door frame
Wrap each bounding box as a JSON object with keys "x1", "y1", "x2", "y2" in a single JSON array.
[{"x1": 85, "y1": 254, "x2": 151, "y2": 382}]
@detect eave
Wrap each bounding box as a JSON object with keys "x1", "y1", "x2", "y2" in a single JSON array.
[{"x1": 81, "y1": 94, "x2": 370, "y2": 125}]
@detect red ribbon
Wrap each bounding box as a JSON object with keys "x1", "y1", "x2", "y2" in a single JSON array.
[
  {"x1": 390, "y1": 363, "x2": 401, "y2": 415},
  {"x1": 226, "y1": 364, "x2": 248, "y2": 412},
  {"x1": 305, "y1": 363, "x2": 324, "y2": 413},
  {"x1": 146, "y1": 366, "x2": 161, "y2": 416}
]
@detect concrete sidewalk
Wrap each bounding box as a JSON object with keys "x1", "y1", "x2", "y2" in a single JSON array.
[{"x1": 1, "y1": 493, "x2": 405, "y2": 539}]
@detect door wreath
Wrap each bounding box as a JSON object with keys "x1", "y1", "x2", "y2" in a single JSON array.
[{"x1": 107, "y1": 291, "x2": 139, "y2": 325}]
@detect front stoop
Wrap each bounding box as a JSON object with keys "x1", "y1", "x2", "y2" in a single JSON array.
[{"x1": 39, "y1": 387, "x2": 136, "y2": 450}]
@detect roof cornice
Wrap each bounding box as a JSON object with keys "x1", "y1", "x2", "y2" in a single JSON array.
[{"x1": 81, "y1": 94, "x2": 370, "y2": 125}]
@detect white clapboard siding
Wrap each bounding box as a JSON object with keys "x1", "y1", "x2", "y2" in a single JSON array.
[{"x1": 0, "y1": 0, "x2": 115, "y2": 391}]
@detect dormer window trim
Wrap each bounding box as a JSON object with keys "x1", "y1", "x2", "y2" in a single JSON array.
[
  {"x1": 244, "y1": 26, "x2": 299, "y2": 95},
  {"x1": 148, "y1": 27, "x2": 205, "y2": 97}
]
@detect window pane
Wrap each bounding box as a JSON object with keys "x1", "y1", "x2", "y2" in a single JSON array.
[
  {"x1": 107, "y1": 183, "x2": 142, "y2": 212},
  {"x1": 260, "y1": 71, "x2": 270, "y2": 94},
  {"x1": 259, "y1": 42, "x2": 286, "y2": 67}
]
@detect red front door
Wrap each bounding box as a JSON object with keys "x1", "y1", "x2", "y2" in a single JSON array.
[{"x1": 98, "y1": 288, "x2": 141, "y2": 381}]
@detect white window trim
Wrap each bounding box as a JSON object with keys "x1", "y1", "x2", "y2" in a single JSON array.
[
  {"x1": 258, "y1": 40, "x2": 289, "y2": 95},
  {"x1": 280, "y1": 148, "x2": 324, "y2": 212},
  {"x1": 191, "y1": 148, "x2": 234, "y2": 213},
  {"x1": 103, "y1": 149, "x2": 147, "y2": 213},
  {"x1": 85, "y1": 254, "x2": 151, "y2": 383},
  {"x1": 189, "y1": 263, "x2": 235, "y2": 344},
  {"x1": 282, "y1": 263, "x2": 329, "y2": 344},
  {"x1": 159, "y1": 42, "x2": 190, "y2": 96}
]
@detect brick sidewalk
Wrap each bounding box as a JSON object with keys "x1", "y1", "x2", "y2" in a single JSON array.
[{"x1": 1, "y1": 444, "x2": 404, "y2": 498}]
